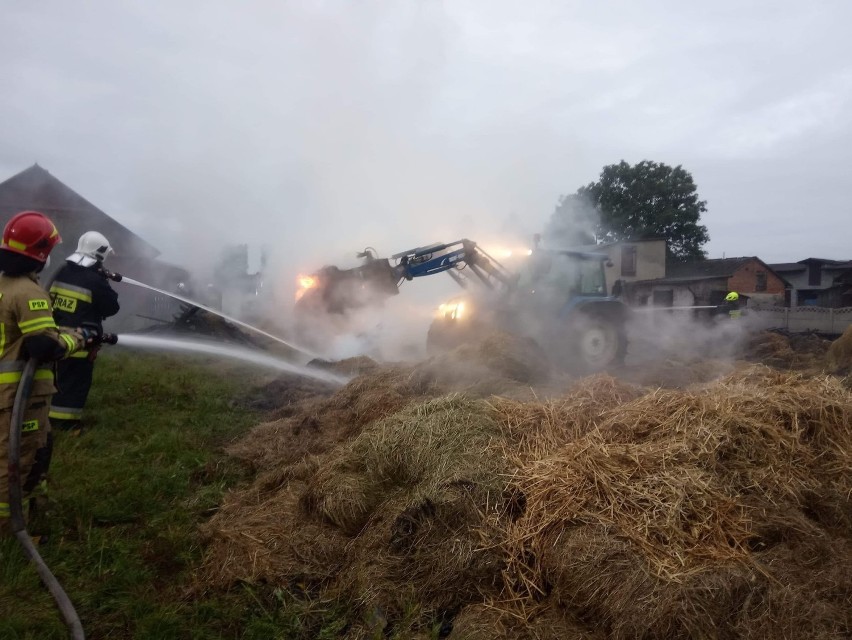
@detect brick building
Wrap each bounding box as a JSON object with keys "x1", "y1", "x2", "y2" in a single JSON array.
[{"x1": 624, "y1": 257, "x2": 787, "y2": 308}]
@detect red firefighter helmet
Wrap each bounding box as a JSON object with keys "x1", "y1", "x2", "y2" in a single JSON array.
[{"x1": 1, "y1": 211, "x2": 62, "y2": 263}]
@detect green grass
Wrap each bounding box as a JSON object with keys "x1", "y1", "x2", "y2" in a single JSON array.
[{"x1": 0, "y1": 351, "x2": 353, "y2": 640}]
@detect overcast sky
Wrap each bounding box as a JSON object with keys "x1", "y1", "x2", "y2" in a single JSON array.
[{"x1": 1, "y1": 0, "x2": 850, "y2": 278}]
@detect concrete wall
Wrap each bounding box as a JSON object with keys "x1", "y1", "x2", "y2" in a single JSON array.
[{"x1": 749, "y1": 306, "x2": 852, "y2": 335}]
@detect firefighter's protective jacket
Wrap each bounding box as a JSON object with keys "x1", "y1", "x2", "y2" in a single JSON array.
[
  {"x1": 50, "y1": 262, "x2": 120, "y2": 332},
  {"x1": 0, "y1": 273, "x2": 86, "y2": 408}
]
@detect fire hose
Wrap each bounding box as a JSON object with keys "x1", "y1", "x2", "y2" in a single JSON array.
[
  {"x1": 9, "y1": 359, "x2": 85, "y2": 639},
  {"x1": 7, "y1": 267, "x2": 121, "y2": 639}
]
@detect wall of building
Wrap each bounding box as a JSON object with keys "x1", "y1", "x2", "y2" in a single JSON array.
[
  {"x1": 626, "y1": 277, "x2": 727, "y2": 308},
  {"x1": 777, "y1": 270, "x2": 808, "y2": 290},
  {"x1": 779, "y1": 266, "x2": 852, "y2": 308},
  {"x1": 602, "y1": 240, "x2": 666, "y2": 294},
  {"x1": 727, "y1": 260, "x2": 786, "y2": 305}
]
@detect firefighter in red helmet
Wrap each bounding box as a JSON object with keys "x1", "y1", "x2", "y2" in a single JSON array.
[{"x1": 0, "y1": 211, "x2": 93, "y2": 536}]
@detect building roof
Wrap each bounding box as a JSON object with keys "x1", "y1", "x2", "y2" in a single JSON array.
[
  {"x1": 666, "y1": 257, "x2": 759, "y2": 279},
  {"x1": 768, "y1": 262, "x2": 806, "y2": 272},
  {"x1": 0, "y1": 164, "x2": 159, "y2": 260},
  {"x1": 627, "y1": 274, "x2": 728, "y2": 286},
  {"x1": 798, "y1": 258, "x2": 852, "y2": 271},
  {"x1": 797, "y1": 257, "x2": 852, "y2": 266},
  {"x1": 596, "y1": 236, "x2": 667, "y2": 248}
]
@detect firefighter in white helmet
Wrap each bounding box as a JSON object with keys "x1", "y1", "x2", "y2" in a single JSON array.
[{"x1": 48, "y1": 231, "x2": 120, "y2": 434}]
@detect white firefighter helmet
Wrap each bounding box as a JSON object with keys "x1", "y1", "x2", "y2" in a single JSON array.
[{"x1": 67, "y1": 231, "x2": 114, "y2": 267}]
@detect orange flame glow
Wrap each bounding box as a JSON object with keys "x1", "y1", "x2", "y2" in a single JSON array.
[{"x1": 295, "y1": 274, "x2": 318, "y2": 302}]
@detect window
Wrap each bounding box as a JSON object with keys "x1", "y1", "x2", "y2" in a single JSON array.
[
  {"x1": 621, "y1": 245, "x2": 637, "y2": 277},
  {"x1": 755, "y1": 271, "x2": 767, "y2": 292},
  {"x1": 808, "y1": 263, "x2": 821, "y2": 286}
]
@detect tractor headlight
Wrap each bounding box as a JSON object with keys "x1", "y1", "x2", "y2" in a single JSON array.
[
  {"x1": 295, "y1": 274, "x2": 319, "y2": 302},
  {"x1": 437, "y1": 300, "x2": 467, "y2": 320}
]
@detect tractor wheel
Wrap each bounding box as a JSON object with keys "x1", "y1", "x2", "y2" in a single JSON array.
[{"x1": 570, "y1": 315, "x2": 627, "y2": 371}]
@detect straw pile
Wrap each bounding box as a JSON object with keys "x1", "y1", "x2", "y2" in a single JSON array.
[
  {"x1": 411, "y1": 330, "x2": 553, "y2": 398},
  {"x1": 828, "y1": 324, "x2": 852, "y2": 372},
  {"x1": 745, "y1": 330, "x2": 833, "y2": 371},
  {"x1": 620, "y1": 357, "x2": 736, "y2": 388},
  {"x1": 201, "y1": 395, "x2": 511, "y2": 616},
  {"x1": 307, "y1": 355, "x2": 383, "y2": 376},
  {"x1": 497, "y1": 366, "x2": 851, "y2": 638},
  {"x1": 233, "y1": 373, "x2": 338, "y2": 412},
  {"x1": 199, "y1": 352, "x2": 852, "y2": 638},
  {"x1": 225, "y1": 366, "x2": 430, "y2": 472},
  {"x1": 225, "y1": 331, "x2": 552, "y2": 471}
]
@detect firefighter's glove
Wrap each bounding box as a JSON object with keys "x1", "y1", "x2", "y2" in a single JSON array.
[
  {"x1": 79, "y1": 322, "x2": 102, "y2": 347},
  {"x1": 79, "y1": 327, "x2": 99, "y2": 347}
]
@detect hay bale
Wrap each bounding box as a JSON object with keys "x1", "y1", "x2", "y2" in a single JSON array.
[{"x1": 828, "y1": 324, "x2": 852, "y2": 372}]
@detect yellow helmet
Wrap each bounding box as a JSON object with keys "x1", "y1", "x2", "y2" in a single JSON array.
[{"x1": 725, "y1": 291, "x2": 739, "y2": 302}]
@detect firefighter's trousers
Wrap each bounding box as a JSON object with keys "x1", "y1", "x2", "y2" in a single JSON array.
[
  {"x1": 49, "y1": 354, "x2": 94, "y2": 429},
  {"x1": 1, "y1": 400, "x2": 51, "y2": 535}
]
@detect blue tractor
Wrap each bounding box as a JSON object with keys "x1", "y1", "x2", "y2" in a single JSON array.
[{"x1": 294, "y1": 239, "x2": 629, "y2": 371}]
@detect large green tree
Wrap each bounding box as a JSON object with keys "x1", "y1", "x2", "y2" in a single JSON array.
[{"x1": 548, "y1": 160, "x2": 710, "y2": 262}]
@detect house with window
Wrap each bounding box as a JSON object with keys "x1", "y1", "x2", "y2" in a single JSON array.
[
  {"x1": 768, "y1": 258, "x2": 852, "y2": 307},
  {"x1": 577, "y1": 238, "x2": 666, "y2": 296},
  {"x1": 623, "y1": 257, "x2": 787, "y2": 308}
]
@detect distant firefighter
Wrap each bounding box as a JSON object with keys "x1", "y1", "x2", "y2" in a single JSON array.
[
  {"x1": 718, "y1": 291, "x2": 744, "y2": 320},
  {"x1": 49, "y1": 231, "x2": 120, "y2": 434}
]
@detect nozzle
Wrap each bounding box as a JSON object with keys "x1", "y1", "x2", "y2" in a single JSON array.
[
  {"x1": 98, "y1": 266, "x2": 123, "y2": 282},
  {"x1": 101, "y1": 333, "x2": 118, "y2": 346}
]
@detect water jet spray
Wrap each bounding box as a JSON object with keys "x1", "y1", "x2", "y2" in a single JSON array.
[
  {"x1": 114, "y1": 335, "x2": 349, "y2": 385},
  {"x1": 119, "y1": 276, "x2": 320, "y2": 360}
]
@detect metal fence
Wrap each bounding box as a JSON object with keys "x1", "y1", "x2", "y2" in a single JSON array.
[{"x1": 749, "y1": 306, "x2": 852, "y2": 334}]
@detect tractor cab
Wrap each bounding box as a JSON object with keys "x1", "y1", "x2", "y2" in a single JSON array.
[{"x1": 513, "y1": 248, "x2": 611, "y2": 317}]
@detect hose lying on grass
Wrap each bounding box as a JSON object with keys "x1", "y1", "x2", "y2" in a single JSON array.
[{"x1": 9, "y1": 359, "x2": 85, "y2": 639}]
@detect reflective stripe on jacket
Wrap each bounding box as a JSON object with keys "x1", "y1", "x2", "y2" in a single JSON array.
[{"x1": 0, "y1": 272, "x2": 85, "y2": 408}]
